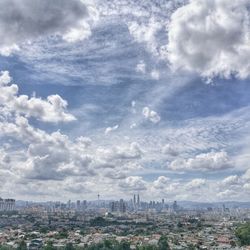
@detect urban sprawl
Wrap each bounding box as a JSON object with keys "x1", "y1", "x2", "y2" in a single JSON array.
[{"x1": 0, "y1": 196, "x2": 250, "y2": 250}]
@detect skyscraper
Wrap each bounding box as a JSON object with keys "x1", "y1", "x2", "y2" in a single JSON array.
[
  {"x1": 173, "y1": 201, "x2": 178, "y2": 212},
  {"x1": 82, "y1": 200, "x2": 87, "y2": 210},
  {"x1": 119, "y1": 199, "x2": 126, "y2": 213},
  {"x1": 0, "y1": 198, "x2": 16, "y2": 211},
  {"x1": 133, "y1": 194, "x2": 136, "y2": 207},
  {"x1": 76, "y1": 200, "x2": 81, "y2": 211},
  {"x1": 67, "y1": 200, "x2": 71, "y2": 210}
]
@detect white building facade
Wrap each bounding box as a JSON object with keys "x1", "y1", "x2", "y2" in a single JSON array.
[{"x1": 0, "y1": 198, "x2": 16, "y2": 211}]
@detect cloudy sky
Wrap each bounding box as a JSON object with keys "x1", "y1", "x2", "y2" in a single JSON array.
[{"x1": 0, "y1": 0, "x2": 250, "y2": 202}]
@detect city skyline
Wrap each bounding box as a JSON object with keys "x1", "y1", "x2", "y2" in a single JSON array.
[
  {"x1": 0, "y1": 0, "x2": 250, "y2": 203},
  {"x1": 3, "y1": 193, "x2": 249, "y2": 213}
]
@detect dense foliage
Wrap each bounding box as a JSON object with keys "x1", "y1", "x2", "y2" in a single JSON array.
[
  {"x1": 235, "y1": 223, "x2": 250, "y2": 246},
  {"x1": 84, "y1": 240, "x2": 130, "y2": 250},
  {"x1": 74, "y1": 237, "x2": 169, "y2": 250},
  {"x1": 0, "y1": 235, "x2": 170, "y2": 250}
]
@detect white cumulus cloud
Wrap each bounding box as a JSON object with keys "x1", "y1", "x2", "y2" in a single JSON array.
[
  {"x1": 142, "y1": 107, "x2": 161, "y2": 123},
  {"x1": 153, "y1": 176, "x2": 170, "y2": 190},
  {"x1": 185, "y1": 178, "x2": 206, "y2": 190},
  {"x1": 170, "y1": 151, "x2": 232, "y2": 171},
  {"x1": 0, "y1": 0, "x2": 95, "y2": 55},
  {"x1": 0, "y1": 71, "x2": 76, "y2": 123},
  {"x1": 119, "y1": 176, "x2": 147, "y2": 191},
  {"x1": 167, "y1": 0, "x2": 250, "y2": 79},
  {"x1": 222, "y1": 175, "x2": 240, "y2": 186}
]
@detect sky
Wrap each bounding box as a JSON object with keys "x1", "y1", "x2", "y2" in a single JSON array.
[{"x1": 0, "y1": 0, "x2": 250, "y2": 202}]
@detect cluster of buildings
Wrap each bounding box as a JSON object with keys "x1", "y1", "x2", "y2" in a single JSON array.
[
  {"x1": 0, "y1": 198, "x2": 15, "y2": 212},
  {"x1": 0, "y1": 206, "x2": 250, "y2": 249},
  {"x1": 110, "y1": 199, "x2": 126, "y2": 213},
  {"x1": 1, "y1": 196, "x2": 250, "y2": 249},
  {"x1": 41, "y1": 195, "x2": 179, "y2": 214}
]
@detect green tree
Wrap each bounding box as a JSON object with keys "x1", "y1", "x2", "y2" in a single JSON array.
[
  {"x1": 187, "y1": 244, "x2": 196, "y2": 250},
  {"x1": 236, "y1": 223, "x2": 250, "y2": 246},
  {"x1": 136, "y1": 245, "x2": 158, "y2": 250},
  {"x1": 17, "y1": 240, "x2": 27, "y2": 250},
  {"x1": 57, "y1": 229, "x2": 68, "y2": 239},
  {"x1": 65, "y1": 243, "x2": 75, "y2": 250},
  {"x1": 43, "y1": 241, "x2": 56, "y2": 250},
  {"x1": 90, "y1": 217, "x2": 107, "y2": 227},
  {"x1": 0, "y1": 246, "x2": 12, "y2": 250},
  {"x1": 118, "y1": 241, "x2": 131, "y2": 250},
  {"x1": 40, "y1": 227, "x2": 49, "y2": 234},
  {"x1": 157, "y1": 236, "x2": 170, "y2": 250},
  {"x1": 103, "y1": 239, "x2": 113, "y2": 249},
  {"x1": 230, "y1": 240, "x2": 236, "y2": 247}
]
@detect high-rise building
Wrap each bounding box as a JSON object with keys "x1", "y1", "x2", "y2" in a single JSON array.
[
  {"x1": 110, "y1": 201, "x2": 119, "y2": 212},
  {"x1": 111, "y1": 202, "x2": 116, "y2": 212},
  {"x1": 83, "y1": 200, "x2": 87, "y2": 206},
  {"x1": 137, "y1": 194, "x2": 140, "y2": 206},
  {"x1": 222, "y1": 204, "x2": 226, "y2": 212},
  {"x1": 0, "y1": 198, "x2": 16, "y2": 211},
  {"x1": 110, "y1": 200, "x2": 126, "y2": 213},
  {"x1": 76, "y1": 200, "x2": 81, "y2": 211},
  {"x1": 119, "y1": 199, "x2": 126, "y2": 213},
  {"x1": 82, "y1": 200, "x2": 87, "y2": 209},
  {"x1": 173, "y1": 201, "x2": 178, "y2": 212},
  {"x1": 67, "y1": 200, "x2": 71, "y2": 210}
]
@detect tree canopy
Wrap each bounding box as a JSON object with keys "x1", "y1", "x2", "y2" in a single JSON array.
[{"x1": 236, "y1": 222, "x2": 250, "y2": 246}]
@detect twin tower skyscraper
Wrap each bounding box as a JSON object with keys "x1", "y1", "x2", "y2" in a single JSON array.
[{"x1": 133, "y1": 194, "x2": 140, "y2": 208}]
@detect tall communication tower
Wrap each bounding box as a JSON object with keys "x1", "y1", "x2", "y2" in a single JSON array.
[{"x1": 97, "y1": 193, "x2": 100, "y2": 208}]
